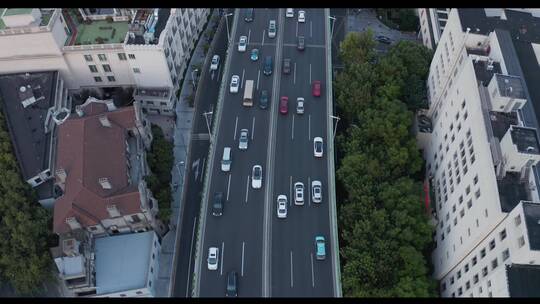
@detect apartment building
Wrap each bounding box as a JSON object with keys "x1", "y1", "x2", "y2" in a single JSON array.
[
  {"x1": 0, "y1": 70, "x2": 71, "y2": 207},
  {"x1": 0, "y1": 8, "x2": 210, "y2": 116},
  {"x1": 418, "y1": 8, "x2": 451, "y2": 50},
  {"x1": 415, "y1": 8, "x2": 540, "y2": 297}
]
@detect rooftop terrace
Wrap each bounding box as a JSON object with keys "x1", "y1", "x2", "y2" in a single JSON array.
[
  {"x1": 497, "y1": 171, "x2": 529, "y2": 212},
  {"x1": 511, "y1": 126, "x2": 540, "y2": 154},
  {"x1": 64, "y1": 9, "x2": 129, "y2": 46}
]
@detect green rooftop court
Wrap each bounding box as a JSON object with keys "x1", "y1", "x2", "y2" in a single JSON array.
[
  {"x1": 75, "y1": 19, "x2": 129, "y2": 45},
  {"x1": 4, "y1": 8, "x2": 33, "y2": 16}
]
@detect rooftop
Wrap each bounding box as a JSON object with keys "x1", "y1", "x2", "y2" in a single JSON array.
[
  {"x1": 510, "y1": 126, "x2": 540, "y2": 154},
  {"x1": 472, "y1": 59, "x2": 502, "y2": 86},
  {"x1": 523, "y1": 202, "x2": 540, "y2": 250},
  {"x1": 126, "y1": 9, "x2": 170, "y2": 45},
  {"x1": 0, "y1": 71, "x2": 56, "y2": 181},
  {"x1": 95, "y1": 231, "x2": 155, "y2": 295},
  {"x1": 497, "y1": 172, "x2": 530, "y2": 213},
  {"x1": 64, "y1": 9, "x2": 129, "y2": 46},
  {"x1": 507, "y1": 263, "x2": 540, "y2": 297},
  {"x1": 4, "y1": 8, "x2": 32, "y2": 16},
  {"x1": 489, "y1": 111, "x2": 519, "y2": 140},
  {"x1": 496, "y1": 74, "x2": 526, "y2": 99}
]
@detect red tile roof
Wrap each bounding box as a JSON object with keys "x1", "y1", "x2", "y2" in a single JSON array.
[{"x1": 54, "y1": 104, "x2": 143, "y2": 234}]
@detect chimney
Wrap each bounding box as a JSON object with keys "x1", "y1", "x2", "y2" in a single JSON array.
[
  {"x1": 99, "y1": 115, "x2": 111, "y2": 127},
  {"x1": 76, "y1": 105, "x2": 84, "y2": 117},
  {"x1": 55, "y1": 168, "x2": 67, "y2": 183},
  {"x1": 66, "y1": 217, "x2": 81, "y2": 230},
  {"x1": 106, "y1": 204, "x2": 121, "y2": 218},
  {"x1": 99, "y1": 177, "x2": 112, "y2": 189}
]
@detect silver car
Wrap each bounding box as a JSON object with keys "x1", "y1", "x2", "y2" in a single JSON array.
[
  {"x1": 238, "y1": 35, "x2": 247, "y2": 52},
  {"x1": 252, "y1": 165, "x2": 262, "y2": 189},
  {"x1": 312, "y1": 180, "x2": 322, "y2": 203},
  {"x1": 268, "y1": 20, "x2": 276, "y2": 38},
  {"x1": 294, "y1": 182, "x2": 304, "y2": 205},
  {"x1": 277, "y1": 195, "x2": 287, "y2": 218},
  {"x1": 239, "y1": 129, "x2": 248, "y2": 150},
  {"x1": 296, "y1": 97, "x2": 304, "y2": 114},
  {"x1": 207, "y1": 247, "x2": 219, "y2": 270}
]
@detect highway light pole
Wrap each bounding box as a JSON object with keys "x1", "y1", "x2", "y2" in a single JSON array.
[
  {"x1": 191, "y1": 68, "x2": 199, "y2": 90},
  {"x1": 330, "y1": 115, "x2": 340, "y2": 142},
  {"x1": 224, "y1": 13, "x2": 233, "y2": 45},
  {"x1": 203, "y1": 111, "x2": 213, "y2": 142},
  {"x1": 175, "y1": 160, "x2": 185, "y2": 185},
  {"x1": 329, "y1": 16, "x2": 336, "y2": 39}
]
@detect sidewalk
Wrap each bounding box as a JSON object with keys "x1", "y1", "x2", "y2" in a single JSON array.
[{"x1": 154, "y1": 8, "x2": 219, "y2": 297}]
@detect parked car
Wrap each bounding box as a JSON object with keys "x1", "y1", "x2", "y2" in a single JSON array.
[
  {"x1": 279, "y1": 96, "x2": 289, "y2": 114},
  {"x1": 226, "y1": 271, "x2": 238, "y2": 297},
  {"x1": 298, "y1": 10, "x2": 306, "y2": 23},
  {"x1": 296, "y1": 97, "x2": 304, "y2": 114},
  {"x1": 312, "y1": 80, "x2": 321, "y2": 97},
  {"x1": 259, "y1": 90, "x2": 269, "y2": 109},
  {"x1": 312, "y1": 180, "x2": 322, "y2": 203},
  {"x1": 210, "y1": 55, "x2": 220, "y2": 71},
  {"x1": 239, "y1": 129, "x2": 249, "y2": 150},
  {"x1": 297, "y1": 35, "x2": 305, "y2": 51},
  {"x1": 315, "y1": 236, "x2": 326, "y2": 260},
  {"x1": 207, "y1": 247, "x2": 219, "y2": 270},
  {"x1": 282, "y1": 58, "x2": 291, "y2": 74},
  {"x1": 313, "y1": 137, "x2": 323, "y2": 157},
  {"x1": 277, "y1": 195, "x2": 287, "y2": 218},
  {"x1": 294, "y1": 182, "x2": 304, "y2": 205},
  {"x1": 250, "y1": 48, "x2": 259, "y2": 61},
  {"x1": 244, "y1": 8, "x2": 254, "y2": 22},
  {"x1": 212, "y1": 192, "x2": 223, "y2": 217},
  {"x1": 238, "y1": 36, "x2": 247, "y2": 52},
  {"x1": 230, "y1": 75, "x2": 240, "y2": 93},
  {"x1": 263, "y1": 56, "x2": 273, "y2": 76},
  {"x1": 375, "y1": 35, "x2": 391, "y2": 44},
  {"x1": 251, "y1": 165, "x2": 262, "y2": 189},
  {"x1": 268, "y1": 20, "x2": 276, "y2": 38},
  {"x1": 286, "y1": 8, "x2": 294, "y2": 18}
]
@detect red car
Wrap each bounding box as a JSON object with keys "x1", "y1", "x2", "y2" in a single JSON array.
[
  {"x1": 279, "y1": 96, "x2": 289, "y2": 114},
  {"x1": 312, "y1": 80, "x2": 321, "y2": 97}
]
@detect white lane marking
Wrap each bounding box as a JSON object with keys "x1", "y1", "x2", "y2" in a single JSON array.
[
  {"x1": 192, "y1": 158, "x2": 200, "y2": 181},
  {"x1": 248, "y1": 29, "x2": 251, "y2": 44},
  {"x1": 217, "y1": 63, "x2": 222, "y2": 81},
  {"x1": 310, "y1": 20, "x2": 313, "y2": 37},
  {"x1": 245, "y1": 175, "x2": 250, "y2": 203},
  {"x1": 233, "y1": 116, "x2": 239, "y2": 140},
  {"x1": 251, "y1": 117, "x2": 256, "y2": 140},
  {"x1": 289, "y1": 176, "x2": 293, "y2": 206},
  {"x1": 200, "y1": 157, "x2": 206, "y2": 182},
  {"x1": 185, "y1": 217, "x2": 197, "y2": 296},
  {"x1": 311, "y1": 252, "x2": 315, "y2": 287},
  {"x1": 220, "y1": 242, "x2": 225, "y2": 276},
  {"x1": 241, "y1": 69, "x2": 246, "y2": 89},
  {"x1": 296, "y1": 21, "x2": 299, "y2": 37},
  {"x1": 290, "y1": 251, "x2": 294, "y2": 287},
  {"x1": 241, "y1": 242, "x2": 246, "y2": 277},
  {"x1": 309, "y1": 63, "x2": 312, "y2": 84},
  {"x1": 262, "y1": 30, "x2": 266, "y2": 46},
  {"x1": 293, "y1": 62, "x2": 297, "y2": 84},
  {"x1": 291, "y1": 114, "x2": 295, "y2": 140},
  {"x1": 257, "y1": 70, "x2": 261, "y2": 90},
  {"x1": 308, "y1": 114, "x2": 311, "y2": 140},
  {"x1": 308, "y1": 176, "x2": 311, "y2": 206},
  {"x1": 227, "y1": 174, "x2": 232, "y2": 201}
]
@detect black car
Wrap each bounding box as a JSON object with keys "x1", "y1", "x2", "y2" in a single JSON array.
[
  {"x1": 263, "y1": 56, "x2": 273, "y2": 76},
  {"x1": 282, "y1": 58, "x2": 291, "y2": 75},
  {"x1": 212, "y1": 192, "x2": 223, "y2": 217},
  {"x1": 226, "y1": 271, "x2": 238, "y2": 297},
  {"x1": 244, "y1": 8, "x2": 254, "y2": 22},
  {"x1": 375, "y1": 35, "x2": 391, "y2": 44},
  {"x1": 259, "y1": 90, "x2": 269, "y2": 109},
  {"x1": 297, "y1": 35, "x2": 305, "y2": 51}
]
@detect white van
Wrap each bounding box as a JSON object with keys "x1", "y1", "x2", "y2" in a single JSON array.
[{"x1": 221, "y1": 147, "x2": 232, "y2": 172}]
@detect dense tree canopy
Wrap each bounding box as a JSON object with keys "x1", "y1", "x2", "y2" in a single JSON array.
[{"x1": 335, "y1": 32, "x2": 436, "y2": 297}]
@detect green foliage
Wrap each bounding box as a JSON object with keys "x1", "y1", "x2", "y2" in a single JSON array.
[
  {"x1": 146, "y1": 124, "x2": 174, "y2": 223},
  {"x1": 335, "y1": 31, "x2": 436, "y2": 297},
  {"x1": 0, "y1": 110, "x2": 53, "y2": 295},
  {"x1": 375, "y1": 9, "x2": 419, "y2": 32}
]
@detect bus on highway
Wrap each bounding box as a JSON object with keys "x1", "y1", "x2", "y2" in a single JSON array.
[{"x1": 243, "y1": 80, "x2": 254, "y2": 107}]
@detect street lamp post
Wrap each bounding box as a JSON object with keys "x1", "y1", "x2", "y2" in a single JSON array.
[
  {"x1": 224, "y1": 13, "x2": 233, "y2": 45},
  {"x1": 175, "y1": 161, "x2": 185, "y2": 184},
  {"x1": 330, "y1": 115, "x2": 340, "y2": 141},
  {"x1": 329, "y1": 16, "x2": 336, "y2": 39},
  {"x1": 203, "y1": 111, "x2": 213, "y2": 142},
  {"x1": 191, "y1": 69, "x2": 199, "y2": 90}
]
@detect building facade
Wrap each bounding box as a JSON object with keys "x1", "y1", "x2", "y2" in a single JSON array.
[{"x1": 415, "y1": 8, "x2": 540, "y2": 297}]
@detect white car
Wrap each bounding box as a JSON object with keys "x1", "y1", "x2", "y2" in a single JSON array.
[
  {"x1": 314, "y1": 137, "x2": 323, "y2": 158},
  {"x1": 210, "y1": 54, "x2": 220, "y2": 71},
  {"x1": 277, "y1": 195, "x2": 287, "y2": 218},
  {"x1": 294, "y1": 182, "x2": 304, "y2": 205},
  {"x1": 268, "y1": 20, "x2": 276, "y2": 38},
  {"x1": 286, "y1": 8, "x2": 294, "y2": 18},
  {"x1": 296, "y1": 97, "x2": 304, "y2": 114},
  {"x1": 252, "y1": 165, "x2": 262, "y2": 189},
  {"x1": 207, "y1": 247, "x2": 219, "y2": 270},
  {"x1": 230, "y1": 75, "x2": 240, "y2": 93},
  {"x1": 298, "y1": 10, "x2": 306, "y2": 23},
  {"x1": 312, "y1": 180, "x2": 322, "y2": 203},
  {"x1": 238, "y1": 35, "x2": 247, "y2": 52},
  {"x1": 239, "y1": 129, "x2": 249, "y2": 150}
]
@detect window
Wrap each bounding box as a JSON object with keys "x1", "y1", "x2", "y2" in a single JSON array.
[
  {"x1": 102, "y1": 64, "x2": 111, "y2": 72},
  {"x1": 464, "y1": 111, "x2": 468, "y2": 119},
  {"x1": 487, "y1": 280, "x2": 491, "y2": 287},
  {"x1": 133, "y1": 68, "x2": 141, "y2": 73},
  {"x1": 473, "y1": 274, "x2": 479, "y2": 284},
  {"x1": 473, "y1": 175, "x2": 478, "y2": 185},
  {"x1": 460, "y1": 209, "x2": 465, "y2": 218},
  {"x1": 467, "y1": 199, "x2": 472, "y2": 209},
  {"x1": 466, "y1": 281, "x2": 470, "y2": 290},
  {"x1": 458, "y1": 287, "x2": 463, "y2": 296},
  {"x1": 484, "y1": 209, "x2": 488, "y2": 218},
  {"x1": 454, "y1": 218, "x2": 457, "y2": 226},
  {"x1": 502, "y1": 248, "x2": 510, "y2": 261},
  {"x1": 131, "y1": 214, "x2": 141, "y2": 223},
  {"x1": 461, "y1": 100, "x2": 466, "y2": 109},
  {"x1": 500, "y1": 229, "x2": 507, "y2": 241},
  {"x1": 489, "y1": 239, "x2": 496, "y2": 250},
  {"x1": 482, "y1": 266, "x2": 488, "y2": 277},
  {"x1": 149, "y1": 280, "x2": 152, "y2": 287},
  {"x1": 152, "y1": 253, "x2": 155, "y2": 260},
  {"x1": 450, "y1": 276, "x2": 455, "y2": 284},
  {"x1": 515, "y1": 215, "x2": 522, "y2": 226},
  {"x1": 459, "y1": 195, "x2": 464, "y2": 204},
  {"x1": 84, "y1": 54, "x2": 93, "y2": 62},
  {"x1": 452, "y1": 205, "x2": 457, "y2": 213},
  {"x1": 491, "y1": 258, "x2": 498, "y2": 270},
  {"x1": 89, "y1": 226, "x2": 98, "y2": 231},
  {"x1": 136, "y1": 291, "x2": 143, "y2": 295},
  {"x1": 98, "y1": 54, "x2": 107, "y2": 61},
  {"x1": 107, "y1": 76, "x2": 116, "y2": 82},
  {"x1": 457, "y1": 270, "x2": 462, "y2": 279},
  {"x1": 472, "y1": 256, "x2": 477, "y2": 266},
  {"x1": 120, "y1": 294, "x2": 126, "y2": 297},
  {"x1": 94, "y1": 76, "x2": 102, "y2": 82},
  {"x1": 118, "y1": 53, "x2": 127, "y2": 60},
  {"x1": 480, "y1": 248, "x2": 486, "y2": 258},
  {"x1": 518, "y1": 236, "x2": 525, "y2": 248},
  {"x1": 441, "y1": 282, "x2": 447, "y2": 292},
  {"x1": 465, "y1": 263, "x2": 469, "y2": 272},
  {"x1": 128, "y1": 53, "x2": 136, "y2": 59},
  {"x1": 150, "y1": 267, "x2": 154, "y2": 273},
  {"x1": 89, "y1": 65, "x2": 98, "y2": 73},
  {"x1": 466, "y1": 186, "x2": 471, "y2": 195},
  {"x1": 160, "y1": 101, "x2": 167, "y2": 106}
]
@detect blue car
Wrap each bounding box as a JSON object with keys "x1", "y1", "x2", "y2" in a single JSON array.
[
  {"x1": 315, "y1": 236, "x2": 326, "y2": 260},
  {"x1": 250, "y1": 48, "x2": 259, "y2": 61}
]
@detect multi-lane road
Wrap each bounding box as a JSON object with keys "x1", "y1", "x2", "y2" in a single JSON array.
[{"x1": 194, "y1": 8, "x2": 339, "y2": 297}]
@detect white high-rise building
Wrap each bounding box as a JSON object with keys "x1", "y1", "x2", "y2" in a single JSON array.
[
  {"x1": 417, "y1": 8, "x2": 450, "y2": 50},
  {"x1": 0, "y1": 8, "x2": 210, "y2": 116},
  {"x1": 415, "y1": 8, "x2": 540, "y2": 297}
]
